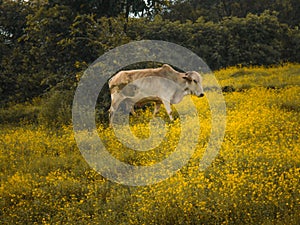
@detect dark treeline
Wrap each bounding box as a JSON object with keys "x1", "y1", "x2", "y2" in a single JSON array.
[{"x1": 1, "y1": 0, "x2": 300, "y2": 109}]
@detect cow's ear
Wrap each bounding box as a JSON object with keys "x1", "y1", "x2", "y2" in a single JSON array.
[{"x1": 183, "y1": 73, "x2": 192, "y2": 82}]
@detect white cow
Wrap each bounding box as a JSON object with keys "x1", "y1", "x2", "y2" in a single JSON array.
[{"x1": 108, "y1": 64, "x2": 204, "y2": 125}]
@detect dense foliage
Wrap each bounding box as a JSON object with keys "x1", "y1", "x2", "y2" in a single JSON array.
[
  {"x1": 1, "y1": 0, "x2": 300, "y2": 106},
  {"x1": 162, "y1": 0, "x2": 300, "y2": 26}
]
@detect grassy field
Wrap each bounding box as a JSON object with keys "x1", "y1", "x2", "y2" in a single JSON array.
[{"x1": 1, "y1": 64, "x2": 300, "y2": 224}]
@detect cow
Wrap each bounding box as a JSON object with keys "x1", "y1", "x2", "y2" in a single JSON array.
[{"x1": 108, "y1": 64, "x2": 204, "y2": 125}]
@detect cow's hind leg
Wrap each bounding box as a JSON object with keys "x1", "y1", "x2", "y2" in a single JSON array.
[
  {"x1": 109, "y1": 93, "x2": 126, "y2": 126},
  {"x1": 130, "y1": 107, "x2": 136, "y2": 116},
  {"x1": 153, "y1": 101, "x2": 161, "y2": 117},
  {"x1": 162, "y1": 100, "x2": 173, "y2": 121},
  {"x1": 108, "y1": 107, "x2": 115, "y2": 127}
]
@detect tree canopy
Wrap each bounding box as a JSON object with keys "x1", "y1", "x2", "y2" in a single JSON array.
[{"x1": 0, "y1": 0, "x2": 300, "y2": 106}]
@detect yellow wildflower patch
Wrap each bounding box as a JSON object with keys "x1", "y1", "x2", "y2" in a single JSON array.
[{"x1": 0, "y1": 64, "x2": 299, "y2": 224}]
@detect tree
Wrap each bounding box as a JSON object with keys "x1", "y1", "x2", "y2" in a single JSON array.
[
  {"x1": 47, "y1": 0, "x2": 170, "y2": 19},
  {"x1": 162, "y1": 0, "x2": 300, "y2": 26},
  {"x1": 0, "y1": 0, "x2": 32, "y2": 104}
]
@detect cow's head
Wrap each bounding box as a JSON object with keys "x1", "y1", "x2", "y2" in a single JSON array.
[{"x1": 183, "y1": 71, "x2": 204, "y2": 97}]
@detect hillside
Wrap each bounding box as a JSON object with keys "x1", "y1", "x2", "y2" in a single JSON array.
[{"x1": 1, "y1": 64, "x2": 299, "y2": 224}]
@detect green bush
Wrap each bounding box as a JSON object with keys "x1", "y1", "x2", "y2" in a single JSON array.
[
  {"x1": 38, "y1": 90, "x2": 73, "y2": 126},
  {"x1": 0, "y1": 101, "x2": 40, "y2": 124},
  {"x1": 128, "y1": 11, "x2": 299, "y2": 70}
]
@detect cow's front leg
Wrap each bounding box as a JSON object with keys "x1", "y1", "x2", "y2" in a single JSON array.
[{"x1": 162, "y1": 100, "x2": 173, "y2": 121}]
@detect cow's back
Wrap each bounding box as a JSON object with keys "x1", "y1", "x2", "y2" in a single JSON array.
[{"x1": 108, "y1": 64, "x2": 182, "y2": 93}]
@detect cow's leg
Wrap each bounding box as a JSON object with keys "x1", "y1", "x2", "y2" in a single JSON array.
[
  {"x1": 109, "y1": 93, "x2": 117, "y2": 126},
  {"x1": 162, "y1": 100, "x2": 173, "y2": 120},
  {"x1": 130, "y1": 107, "x2": 136, "y2": 116},
  {"x1": 153, "y1": 101, "x2": 161, "y2": 117},
  {"x1": 109, "y1": 93, "x2": 125, "y2": 126},
  {"x1": 109, "y1": 105, "x2": 116, "y2": 127},
  {"x1": 129, "y1": 100, "x2": 137, "y2": 116}
]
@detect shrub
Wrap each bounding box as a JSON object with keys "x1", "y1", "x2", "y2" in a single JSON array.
[
  {"x1": 38, "y1": 90, "x2": 73, "y2": 126},
  {"x1": 0, "y1": 101, "x2": 40, "y2": 124}
]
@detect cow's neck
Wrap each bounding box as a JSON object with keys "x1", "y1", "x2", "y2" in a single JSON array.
[{"x1": 170, "y1": 85, "x2": 187, "y2": 104}]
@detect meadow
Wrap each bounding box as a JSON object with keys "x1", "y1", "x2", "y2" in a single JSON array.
[{"x1": 1, "y1": 64, "x2": 300, "y2": 224}]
